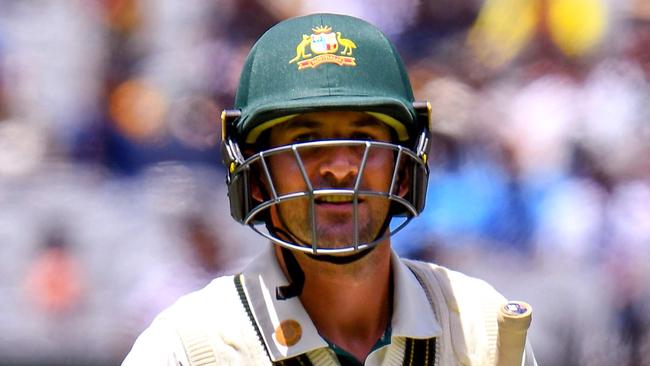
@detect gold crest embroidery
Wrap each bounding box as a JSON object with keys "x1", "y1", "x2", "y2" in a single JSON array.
[{"x1": 289, "y1": 25, "x2": 357, "y2": 70}]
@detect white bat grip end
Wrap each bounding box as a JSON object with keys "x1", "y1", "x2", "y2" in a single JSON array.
[{"x1": 496, "y1": 301, "x2": 532, "y2": 366}]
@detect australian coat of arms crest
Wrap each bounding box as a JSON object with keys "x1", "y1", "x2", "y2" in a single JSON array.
[{"x1": 289, "y1": 25, "x2": 357, "y2": 70}]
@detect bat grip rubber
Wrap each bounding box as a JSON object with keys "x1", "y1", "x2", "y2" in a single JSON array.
[{"x1": 495, "y1": 301, "x2": 532, "y2": 366}]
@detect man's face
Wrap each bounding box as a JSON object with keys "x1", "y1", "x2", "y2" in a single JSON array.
[{"x1": 257, "y1": 111, "x2": 405, "y2": 249}]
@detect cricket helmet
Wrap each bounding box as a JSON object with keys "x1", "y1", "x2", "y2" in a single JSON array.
[{"x1": 222, "y1": 13, "x2": 431, "y2": 255}]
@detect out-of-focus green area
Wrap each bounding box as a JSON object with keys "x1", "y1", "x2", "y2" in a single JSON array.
[{"x1": 0, "y1": 1, "x2": 648, "y2": 365}]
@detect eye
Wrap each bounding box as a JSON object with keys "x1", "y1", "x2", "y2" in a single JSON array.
[
  {"x1": 291, "y1": 132, "x2": 317, "y2": 143},
  {"x1": 351, "y1": 132, "x2": 376, "y2": 141}
]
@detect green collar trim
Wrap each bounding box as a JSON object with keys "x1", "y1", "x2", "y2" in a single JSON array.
[{"x1": 324, "y1": 325, "x2": 392, "y2": 366}]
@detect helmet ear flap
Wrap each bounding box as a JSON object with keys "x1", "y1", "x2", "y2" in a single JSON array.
[
  {"x1": 222, "y1": 108, "x2": 273, "y2": 225},
  {"x1": 221, "y1": 109, "x2": 250, "y2": 224},
  {"x1": 393, "y1": 100, "x2": 431, "y2": 216},
  {"x1": 221, "y1": 109, "x2": 244, "y2": 174},
  {"x1": 412, "y1": 101, "x2": 432, "y2": 162}
]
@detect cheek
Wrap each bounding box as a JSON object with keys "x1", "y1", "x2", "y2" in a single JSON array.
[
  {"x1": 269, "y1": 154, "x2": 309, "y2": 193},
  {"x1": 361, "y1": 151, "x2": 395, "y2": 189}
]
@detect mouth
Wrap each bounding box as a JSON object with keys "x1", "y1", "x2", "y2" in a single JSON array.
[{"x1": 315, "y1": 194, "x2": 360, "y2": 204}]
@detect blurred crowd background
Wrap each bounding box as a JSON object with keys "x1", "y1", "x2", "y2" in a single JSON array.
[{"x1": 0, "y1": 0, "x2": 649, "y2": 365}]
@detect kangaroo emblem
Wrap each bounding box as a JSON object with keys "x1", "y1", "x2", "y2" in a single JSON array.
[
  {"x1": 288, "y1": 26, "x2": 357, "y2": 69},
  {"x1": 336, "y1": 32, "x2": 357, "y2": 56},
  {"x1": 289, "y1": 35, "x2": 312, "y2": 64}
]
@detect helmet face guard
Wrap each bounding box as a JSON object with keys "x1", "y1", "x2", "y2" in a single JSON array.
[{"x1": 222, "y1": 103, "x2": 431, "y2": 255}]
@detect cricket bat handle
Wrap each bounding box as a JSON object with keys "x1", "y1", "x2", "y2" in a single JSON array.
[{"x1": 495, "y1": 301, "x2": 532, "y2": 366}]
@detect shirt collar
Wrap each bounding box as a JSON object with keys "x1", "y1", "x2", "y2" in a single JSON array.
[
  {"x1": 240, "y1": 245, "x2": 441, "y2": 362},
  {"x1": 389, "y1": 251, "x2": 442, "y2": 339},
  {"x1": 240, "y1": 244, "x2": 325, "y2": 361}
]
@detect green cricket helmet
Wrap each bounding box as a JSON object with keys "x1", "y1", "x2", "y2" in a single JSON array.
[{"x1": 222, "y1": 13, "x2": 431, "y2": 255}]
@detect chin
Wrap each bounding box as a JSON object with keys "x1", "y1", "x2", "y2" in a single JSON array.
[{"x1": 313, "y1": 229, "x2": 378, "y2": 248}]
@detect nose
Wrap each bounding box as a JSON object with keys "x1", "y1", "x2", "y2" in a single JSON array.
[{"x1": 318, "y1": 146, "x2": 359, "y2": 185}]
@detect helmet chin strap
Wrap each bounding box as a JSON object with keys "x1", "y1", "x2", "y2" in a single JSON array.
[
  {"x1": 277, "y1": 247, "x2": 305, "y2": 300},
  {"x1": 267, "y1": 224, "x2": 305, "y2": 300},
  {"x1": 268, "y1": 204, "x2": 392, "y2": 300}
]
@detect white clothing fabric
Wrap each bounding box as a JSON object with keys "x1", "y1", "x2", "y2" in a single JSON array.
[{"x1": 122, "y1": 244, "x2": 536, "y2": 365}]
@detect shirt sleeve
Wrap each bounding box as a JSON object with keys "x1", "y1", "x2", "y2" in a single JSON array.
[{"x1": 121, "y1": 316, "x2": 190, "y2": 366}]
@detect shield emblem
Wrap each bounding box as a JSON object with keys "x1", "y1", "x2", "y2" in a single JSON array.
[{"x1": 310, "y1": 32, "x2": 338, "y2": 54}]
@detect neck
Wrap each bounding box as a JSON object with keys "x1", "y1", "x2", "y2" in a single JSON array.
[{"x1": 274, "y1": 241, "x2": 393, "y2": 362}]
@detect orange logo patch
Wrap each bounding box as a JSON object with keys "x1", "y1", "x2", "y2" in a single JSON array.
[
  {"x1": 289, "y1": 25, "x2": 357, "y2": 70},
  {"x1": 274, "y1": 319, "x2": 302, "y2": 347}
]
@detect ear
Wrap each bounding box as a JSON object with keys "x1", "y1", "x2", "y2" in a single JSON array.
[
  {"x1": 242, "y1": 147, "x2": 267, "y2": 203},
  {"x1": 251, "y1": 179, "x2": 265, "y2": 202},
  {"x1": 396, "y1": 165, "x2": 411, "y2": 198},
  {"x1": 250, "y1": 166, "x2": 275, "y2": 203}
]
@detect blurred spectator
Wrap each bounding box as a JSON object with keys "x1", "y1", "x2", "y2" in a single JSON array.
[
  {"x1": 114, "y1": 164, "x2": 264, "y2": 354},
  {"x1": 24, "y1": 226, "x2": 84, "y2": 315}
]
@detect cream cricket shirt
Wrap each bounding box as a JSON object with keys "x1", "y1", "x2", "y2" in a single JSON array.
[{"x1": 122, "y1": 245, "x2": 442, "y2": 365}]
